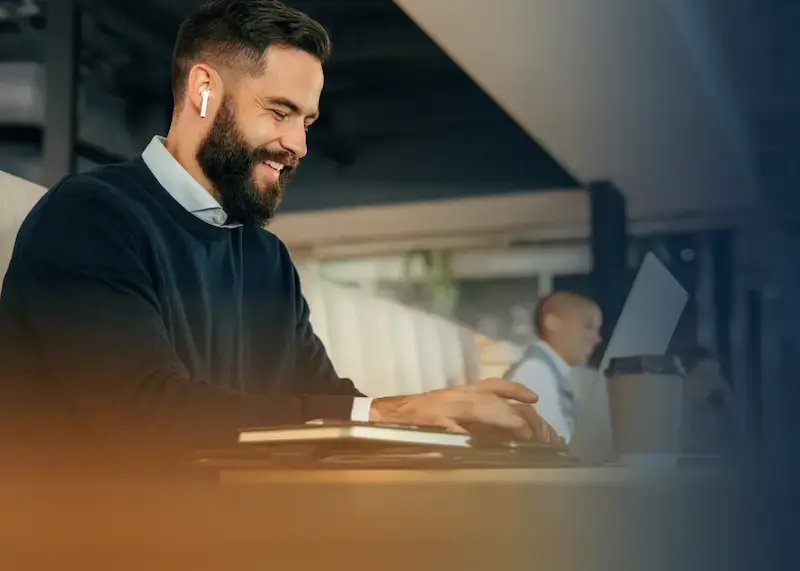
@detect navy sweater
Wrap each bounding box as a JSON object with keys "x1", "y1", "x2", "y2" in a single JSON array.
[{"x1": 0, "y1": 158, "x2": 363, "y2": 463}]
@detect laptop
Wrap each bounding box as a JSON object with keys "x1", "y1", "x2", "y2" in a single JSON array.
[
  {"x1": 232, "y1": 253, "x2": 685, "y2": 466},
  {"x1": 237, "y1": 419, "x2": 568, "y2": 452},
  {"x1": 221, "y1": 420, "x2": 573, "y2": 469},
  {"x1": 567, "y1": 252, "x2": 688, "y2": 463}
]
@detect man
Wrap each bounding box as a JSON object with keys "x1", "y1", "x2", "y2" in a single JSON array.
[
  {"x1": 504, "y1": 292, "x2": 602, "y2": 441},
  {"x1": 0, "y1": 0, "x2": 558, "y2": 469}
]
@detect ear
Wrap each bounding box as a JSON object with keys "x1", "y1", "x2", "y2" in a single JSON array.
[
  {"x1": 542, "y1": 313, "x2": 561, "y2": 335},
  {"x1": 186, "y1": 64, "x2": 223, "y2": 119}
]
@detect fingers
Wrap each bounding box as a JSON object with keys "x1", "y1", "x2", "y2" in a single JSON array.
[
  {"x1": 469, "y1": 396, "x2": 533, "y2": 439},
  {"x1": 403, "y1": 381, "x2": 560, "y2": 443},
  {"x1": 469, "y1": 401, "x2": 562, "y2": 443},
  {"x1": 540, "y1": 423, "x2": 560, "y2": 444},
  {"x1": 516, "y1": 404, "x2": 551, "y2": 442},
  {"x1": 471, "y1": 378, "x2": 539, "y2": 404},
  {"x1": 541, "y1": 416, "x2": 560, "y2": 444},
  {"x1": 512, "y1": 403, "x2": 562, "y2": 444},
  {"x1": 437, "y1": 392, "x2": 565, "y2": 444},
  {"x1": 547, "y1": 423, "x2": 561, "y2": 445},
  {"x1": 440, "y1": 419, "x2": 469, "y2": 434}
]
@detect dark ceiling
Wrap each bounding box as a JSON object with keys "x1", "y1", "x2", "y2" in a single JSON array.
[{"x1": 0, "y1": 0, "x2": 578, "y2": 209}]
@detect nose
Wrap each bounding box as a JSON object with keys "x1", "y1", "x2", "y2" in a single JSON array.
[{"x1": 279, "y1": 124, "x2": 308, "y2": 160}]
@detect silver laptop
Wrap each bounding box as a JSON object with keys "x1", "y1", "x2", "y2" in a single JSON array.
[
  {"x1": 568, "y1": 252, "x2": 688, "y2": 463},
  {"x1": 237, "y1": 253, "x2": 686, "y2": 462}
]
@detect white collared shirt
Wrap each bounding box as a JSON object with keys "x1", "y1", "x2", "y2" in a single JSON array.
[
  {"x1": 507, "y1": 340, "x2": 573, "y2": 441},
  {"x1": 140, "y1": 136, "x2": 372, "y2": 421}
]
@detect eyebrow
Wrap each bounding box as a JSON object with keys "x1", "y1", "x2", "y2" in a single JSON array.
[{"x1": 261, "y1": 96, "x2": 319, "y2": 120}]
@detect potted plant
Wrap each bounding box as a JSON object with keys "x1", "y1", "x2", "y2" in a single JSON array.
[{"x1": 402, "y1": 248, "x2": 459, "y2": 317}]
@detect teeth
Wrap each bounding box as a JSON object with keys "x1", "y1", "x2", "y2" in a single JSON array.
[{"x1": 265, "y1": 160, "x2": 284, "y2": 171}]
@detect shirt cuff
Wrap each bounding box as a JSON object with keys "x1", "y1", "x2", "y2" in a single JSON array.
[{"x1": 350, "y1": 397, "x2": 374, "y2": 422}]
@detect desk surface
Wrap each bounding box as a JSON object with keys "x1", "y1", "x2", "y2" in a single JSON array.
[
  {"x1": 0, "y1": 465, "x2": 749, "y2": 571},
  {"x1": 218, "y1": 465, "x2": 710, "y2": 485}
]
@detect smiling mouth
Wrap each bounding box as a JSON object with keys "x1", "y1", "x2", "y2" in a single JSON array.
[{"x1": 263, "y1": 160, "x2": 285, "y2": 173}]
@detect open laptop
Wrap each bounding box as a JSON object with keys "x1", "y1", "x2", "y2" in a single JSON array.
[
  {"x1": 232, "y1": 253, "x2": 686, "y2": 466},
  {"x1": 567, "y1": 252, "x2": 689, "y2": 463}
]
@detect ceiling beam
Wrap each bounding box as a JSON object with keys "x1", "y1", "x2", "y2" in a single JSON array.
[
  {"x1": 328, "y1": 20, "x2": 441, "y2": 65},
  {"x1": 3, "y1": 2, "x2": 462, "y2": 100},
  {"x1": 269, "y1": 189, "x2": 589, "y2": 250},
  {"x1": 77, "y1": 0, "x2": 175, "y2": 60},
  {"x1": 395, "y1": 0, "x2": 760, "y2": 218},
  {"x1": 293, "y1": 0, "x2": 401, "y2": 21},
  {"x1": 323, "y1": 59, "x2": 465, "y2": 98},
  {"x1": 78, "y1": 1, "x2": 445, "y2": 69},
  {"x1": 322, "y1": 87, "x2": 500, "y2": 137}
]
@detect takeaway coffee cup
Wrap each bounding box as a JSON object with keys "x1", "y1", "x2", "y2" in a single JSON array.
[{"x1": 605, "y1": 355, "x2": 685, "y2": 468}]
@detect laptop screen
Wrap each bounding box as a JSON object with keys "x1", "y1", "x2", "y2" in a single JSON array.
[{"x1": 568, "y1": 253, "x2": 688, "y2": 461}]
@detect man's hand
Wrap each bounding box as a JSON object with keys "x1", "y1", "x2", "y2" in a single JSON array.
[{"x1": 369, "y1": 378, "x2": 563, "y2": 444}]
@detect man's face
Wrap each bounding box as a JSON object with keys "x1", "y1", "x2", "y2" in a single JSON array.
[
  {"x1": 196, "y1": 46, "x2": 323, "y2": 226},
  {"x1": 557, "y1": 304, "x2": 603, "y2": 366}
]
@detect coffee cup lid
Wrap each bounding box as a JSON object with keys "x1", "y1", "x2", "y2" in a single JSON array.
[{"x1": 605, "y1": 355, "x2": 684, "y2": 377}]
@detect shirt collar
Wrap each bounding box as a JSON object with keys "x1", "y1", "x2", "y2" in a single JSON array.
[
  {"x1": 534, "y1": 340, "x2": 572, "y2": 377},
  {"x1": 140, "y1": 136, "x2": 242, "y2": 228}
]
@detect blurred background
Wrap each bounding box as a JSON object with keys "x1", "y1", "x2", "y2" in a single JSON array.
[{"x1": 0, "y1": 0, "x2": 797, "y2": 451}]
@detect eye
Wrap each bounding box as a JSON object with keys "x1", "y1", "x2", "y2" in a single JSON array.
[{"x1": 272, "y1": 110, "x2": 287, "y2": 121}]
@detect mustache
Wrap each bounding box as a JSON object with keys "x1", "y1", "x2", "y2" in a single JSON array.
[{"x1": 251, "y1": 147, "x2": 299, "y2": 170}]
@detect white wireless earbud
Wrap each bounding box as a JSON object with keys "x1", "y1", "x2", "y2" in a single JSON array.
[{"x1": 200, "y1": 89, "x2": 211, "y2": 118}]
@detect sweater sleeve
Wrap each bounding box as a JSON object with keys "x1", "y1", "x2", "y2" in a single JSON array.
[
  {"x1": 286, "y1": 254, "x2": 367, "y2": 405},
  {"x1": 4, "y1": 178, "x2": 357, "y2": 452}
]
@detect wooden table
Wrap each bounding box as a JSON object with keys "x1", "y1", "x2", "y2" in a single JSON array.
[
  {"x1": 0, "y1": 464, "x2": 751, "y2": 571},
  {"x1": 218, "y1": 464, "x2": 704, "y2": 484}
]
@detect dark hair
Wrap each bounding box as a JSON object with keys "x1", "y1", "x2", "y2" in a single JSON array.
[{"x1": 171, "y1": 0, "x2": 332, "y2": 103}]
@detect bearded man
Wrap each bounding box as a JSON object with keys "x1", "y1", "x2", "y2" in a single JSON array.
[{"x1": 0, "y1": 0, "x2": 558, "y2": 471}]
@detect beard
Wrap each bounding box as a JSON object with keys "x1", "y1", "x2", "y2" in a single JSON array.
[{"x1": 196, "y1": 96, "x2": 296, "y2": 227}]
